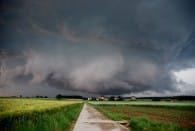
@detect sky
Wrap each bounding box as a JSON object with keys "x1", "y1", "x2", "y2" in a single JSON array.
[{"x1": 0, "y1": 0, "x2": 195, "y2": 97}]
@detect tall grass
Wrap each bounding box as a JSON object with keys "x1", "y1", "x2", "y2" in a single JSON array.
[
  {"x1": 0, "y1": 103, "x2": 83, "y2": 131},
  {"x1": 0, "y1": 98, "x2": 80, "y2": 117},
  {"x1": 0, "y1": 98, "x2": 83, "y2": 131}
]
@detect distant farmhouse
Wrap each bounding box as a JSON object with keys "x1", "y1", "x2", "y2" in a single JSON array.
[
  {"x1": 96, "y1": 96, "x2": 109, "y2": 101},
  {"x1": 88, "y1": 96, "x2": 136, "y2": 101},
  {"x1": 88, "y1": 96, "x2": 109, "y2": 101},
  {"x1": 123, "y1": 96, "x2": 136, "y2": 101}
]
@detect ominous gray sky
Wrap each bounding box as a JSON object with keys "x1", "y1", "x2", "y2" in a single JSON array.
[{"x1": 0, "y1": 0, "x2": 195, "y2": 97}]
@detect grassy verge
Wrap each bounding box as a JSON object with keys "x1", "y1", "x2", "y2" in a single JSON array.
[
  {"x1": 92, "y1": 104, "x2": 186, "y2": 131},
  {"x1": 0, "y1": 98, "x2": 83, "y2": 131}
]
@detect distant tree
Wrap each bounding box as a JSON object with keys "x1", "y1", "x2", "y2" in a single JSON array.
[
  {"x1": 152, "y1": 98, "x2": 160, "y2": 101},
  {"x1": 56, "y1": 94, "x2": 62, "y2": 99},
  {"x1": 109, "y1": 96, "x2": 115, "y2": 101},
  {"x1": 44, "y1": 96, "x2": 48, "y2": 98},
  {"x1": 118, "y1": 96, "x2": 124, "y2": 101},
  {"x1": 36, "y1": 95, "x2": 42, "y2": 98},
  {"x1": 19, "y1": 95, "x2": 23, "y2": 98},
  {"x1": 91, "y1": 97, "x2": 96, "y2": 101}
]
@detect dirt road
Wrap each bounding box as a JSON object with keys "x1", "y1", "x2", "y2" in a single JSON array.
[{"x1": 73, "y1": 103, "x2": 129, "y2": 131}]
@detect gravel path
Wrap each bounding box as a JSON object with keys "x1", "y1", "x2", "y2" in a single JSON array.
[{"x1": 73, "y1": 103, "x2": 129, "y2": 131}]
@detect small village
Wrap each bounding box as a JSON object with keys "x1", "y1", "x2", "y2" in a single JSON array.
[{"x1": 88, "y1": 96, "x2": 136, "y2": 101}]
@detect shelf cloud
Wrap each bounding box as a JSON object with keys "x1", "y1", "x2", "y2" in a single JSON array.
[{"x1": 0, "y1": 0, "x2": 195, "y2": 96}]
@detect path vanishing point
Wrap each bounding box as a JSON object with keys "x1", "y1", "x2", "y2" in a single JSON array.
[{"x1": 73, "y1": 103, "x2": 129, "y2": 131}]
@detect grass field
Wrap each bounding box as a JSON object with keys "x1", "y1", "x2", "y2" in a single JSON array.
[
  {"x1": 89, "y1": 101, "x2": 195, "y2": 107},
  {"x1": 0, "y1": 98, "x2": 83, "y2": 131},
  {"x1": 89, "y1": 101, "x2": 195, "y2": 130}
]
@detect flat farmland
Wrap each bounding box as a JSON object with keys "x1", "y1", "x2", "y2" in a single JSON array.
[
  {"x1": 89, "y1": 101, "x2": 195, "y2": 130},
  {"x1": 0, "y1": 98, "x2": 83, "y2": 131},
  {"x1": 89, "y1": 101, "x2": 195, "y2": 107}
]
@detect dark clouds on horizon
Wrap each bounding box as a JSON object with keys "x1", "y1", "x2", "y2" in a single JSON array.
[{"x1": 0, "y1": 0, "x2": 195, "y2": 96}]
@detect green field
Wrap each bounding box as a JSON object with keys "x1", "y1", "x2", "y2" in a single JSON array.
[
  {"x1": 89, "y1": 101, "x2": 195, "y2": 131},
  {"x1": 0, "y1": 98, "x2": 83, "y2": 131},
  {"x1": 89, "y1": 101, "x2": 195, "y2": 107}
]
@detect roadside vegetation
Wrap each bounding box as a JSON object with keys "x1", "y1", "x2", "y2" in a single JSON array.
[
  {"x1": 0, "y1": 98, "x2": 83, "y2": 131},
  {"x1": 90, "y1": 101, "x2": 195, "y2": 131}
]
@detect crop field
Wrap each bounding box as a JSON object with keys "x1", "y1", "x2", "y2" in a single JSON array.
[
  {"x1": 89, "y1": 101, "x2": 195, "y2": 107},
  {"x1": 89, "y1": 101, "x2": 195, "y2": 130},
  {"x1": 0, "y1": 98, "x2": 83, "y2": 131}
]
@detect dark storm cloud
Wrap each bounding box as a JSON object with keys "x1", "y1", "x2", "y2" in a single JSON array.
[{"x1": 0, "y1": 0, "x2": 195, "y2": 96}]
